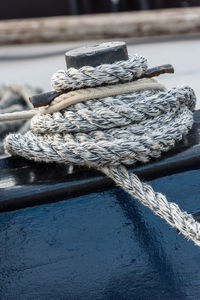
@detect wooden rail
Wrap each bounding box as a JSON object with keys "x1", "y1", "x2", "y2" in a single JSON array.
[{"x1": 0, "y1": 7, "x2": 200, "y2": 45}]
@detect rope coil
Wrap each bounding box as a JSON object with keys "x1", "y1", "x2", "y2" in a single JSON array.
[{"x1": 4, "y1": 55, "x2": 200, "y2": 246}]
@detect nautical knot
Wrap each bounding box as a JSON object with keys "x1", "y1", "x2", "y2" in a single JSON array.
[{"x1": 4, "y1": 55, "x2": 200, "y2": 246}]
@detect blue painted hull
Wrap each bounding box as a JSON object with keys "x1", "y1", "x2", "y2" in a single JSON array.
[{"x1": 0, "y1": 169, "x2": 200, "y2": 299}]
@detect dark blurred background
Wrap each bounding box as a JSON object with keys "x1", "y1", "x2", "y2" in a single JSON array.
[{"x1": 1, "y1": 0, "x2": 200, "y2": 20}]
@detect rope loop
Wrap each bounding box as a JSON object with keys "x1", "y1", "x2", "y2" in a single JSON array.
[{"x1": 51, "y1": 55, "x2": 148, "y2": 92}]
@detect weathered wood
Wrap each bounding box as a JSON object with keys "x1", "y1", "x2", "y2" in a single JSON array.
[{"x1": 0, "y1": 7, "x2": 200, "y2": 45}]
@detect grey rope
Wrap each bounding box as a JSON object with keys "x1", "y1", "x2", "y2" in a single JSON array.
[
  {"x1": 51, "y1": 55, "x2": 148, "y2": 92},
  {"x1": 4, "y1": 55, "x2": 200, "y2": 246},
  {"x1": 0, "y1": 84, "x2": 41, "y2": 154}
]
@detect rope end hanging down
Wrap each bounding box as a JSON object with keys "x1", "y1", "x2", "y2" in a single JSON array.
[{"x1": 2, "y1": 41, "x2": 200, "y2": 247}]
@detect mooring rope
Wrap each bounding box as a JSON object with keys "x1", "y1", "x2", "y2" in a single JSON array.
[
  {"x1": 0, "y1": 84, "x2": 41, "y2": 154},
  {"x1": 3, "y1": 55, "x2": 200, "y2": 246},
  {"x1": 0, "y1": 78, "x2": 165, "y2": 121}
]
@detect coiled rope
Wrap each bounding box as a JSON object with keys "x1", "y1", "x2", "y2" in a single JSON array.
[{"x1": 3, "y1": 55, "x2": 200, "y2": 246}]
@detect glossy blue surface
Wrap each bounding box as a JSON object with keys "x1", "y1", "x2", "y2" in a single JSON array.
[{"x1": 0, "y1": 169, "x2": 200, "y2": 299}]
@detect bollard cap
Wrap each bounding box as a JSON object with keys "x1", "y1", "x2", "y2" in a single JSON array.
[{"x1": 65, "y1": 41, "x2": 128, "y2": 69}]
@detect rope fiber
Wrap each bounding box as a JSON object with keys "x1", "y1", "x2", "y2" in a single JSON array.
[
  {"x1": 4, "y1": 55, "x2": 200, "y2": 246},
  {"x1": 0, "y1": 84, "x2": 41, "y2": 154}
]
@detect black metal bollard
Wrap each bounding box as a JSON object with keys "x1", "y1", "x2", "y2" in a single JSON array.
[{"x1": 65, "y1": 41, "x2": 128, "y2": 69}]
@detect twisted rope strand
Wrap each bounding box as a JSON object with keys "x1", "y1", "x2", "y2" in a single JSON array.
[
  {"x1": 4, "y1": 105, "x2": 193, "y2": 167},
  {"x1": 51, "y1": 55, "x2": 148, "y2": 92},
  {"x1": 31, "y1": 86, "x2": 195, "y2": 134},
  {"x1": 101, "y1": 165, "x2": 200, "y2": 246},
  {"x1": 4, "y1": 55, "x2": 200, "y2": 246},
  {"x1": 41, "y1": 78, "x2": 165, "y2": 114}
]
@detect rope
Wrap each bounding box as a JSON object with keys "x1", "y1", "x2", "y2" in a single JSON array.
[
  {"x1": 51, "y1": 55, "x2": 148, "y2": 91},
  {"x1": 3, "y1": 55, "x2": 200, "y2": 246},
  {"x1": 0, "y1": 109, "x2": 37, "y2": 122},
  {"x1": 0, "y1": 79, "x2": 165, "y2": 122},
  {"x1": 41, "y1": 78, "x2": 166, "y2": 114},
  {"x1": 0, "y1": 84, "x2": 41, "y2": 154}
]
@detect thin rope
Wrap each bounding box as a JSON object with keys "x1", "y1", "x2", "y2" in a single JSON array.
[
  {"x1": 51, "y1": 55, "x2": 148, "y2": 92},
  {"x1": 0, "y1": 109, "x2": 37, "y2": 122},
  {"x1": 3, "y1": 55, "x2": 200, "y2": 246},
  {"x1": 0, "y1": 78, "x2": 165, "y2": 121},
  {"x1": 41, "y1": 78, "x2": 166, "y2": 114}
]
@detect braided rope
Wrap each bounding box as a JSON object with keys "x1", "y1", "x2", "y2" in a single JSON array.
[
  {"x1": 41, "y1": 78, "x2": 166, "y2": 114},
  {"x1": 4, "y1": 55, "x2": 200, "y2": 246},
  {"x1": 0, "y1": 79, "x2": 164, "y2": 123},
  {"x1": 51, "y1": 55, "x2": 148, "y2": 92},
  {"x1": 102, "y1": 165, "x2": 200, "y2": 245}
]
